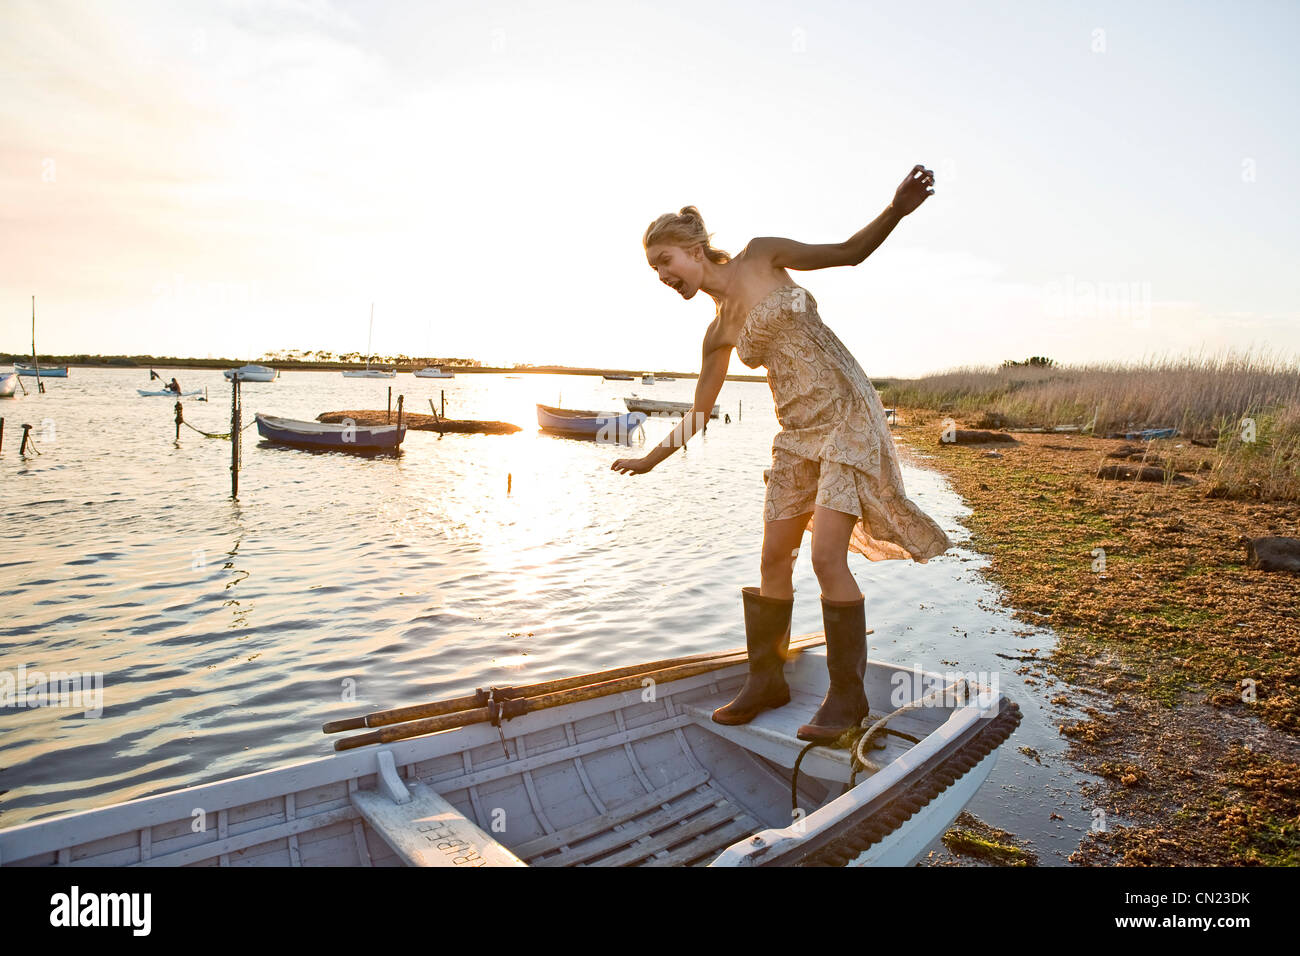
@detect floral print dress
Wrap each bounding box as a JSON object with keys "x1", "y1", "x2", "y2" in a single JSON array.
[{"x1": 734, "y1": 284, "x2": 954, "y2": 563}]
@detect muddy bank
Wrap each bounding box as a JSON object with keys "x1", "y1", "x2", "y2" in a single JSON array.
[{"x1": 890, "y1": 406, "x2": 1300, "y2": 865}]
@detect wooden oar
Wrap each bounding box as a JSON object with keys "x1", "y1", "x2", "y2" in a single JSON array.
[
  {"x1": 323, "y1": 631, "x2": 836, "y2": 734},
  {"x1": 330, "y1": 632, "x2": 863, "y2": 752}
]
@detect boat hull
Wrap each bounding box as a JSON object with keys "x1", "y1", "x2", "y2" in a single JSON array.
[
  {"x1": 413, "y1": 368, "x2": 455, "y2": 378},
  {"x1": 341, "y1": 369, "x2": 397, "y2": 378},
  {"x1": 14, "y1": 364, "x2": 68, "y2": 378},
  {"x1": 0, "y1": 649, "x2": 1020, "y2": 867},
  {"x1": 224, "y1": 365, "x2": 279, "y2": 382},
  {"x1": 0, "y1": 373, "x2": 17, "y2": 398},
  {"x1": 624, "y1": 397, "x2": 720, "y2": 419},
  {"x1": 255, "y1": 413, "x2": 405, "y2": 451},
  {"x1": 536, "y1": 403, "x2": 647, "y2": 440}
]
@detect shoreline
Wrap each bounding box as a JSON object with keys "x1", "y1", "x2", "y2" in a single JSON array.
[
  {"x1": 889, "y1": 405, "x2": 1299, "y2": 865},
  {"x1": 0, "y1": 357, "x2": 775, "y2": 385}
]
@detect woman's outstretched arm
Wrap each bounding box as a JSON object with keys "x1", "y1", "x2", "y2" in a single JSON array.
[
  {"x1": 747, "y1": 164, "x2": 935, "y2": 271},
  {"x1": 611, "y1": 332, "x2": 730, "y2": 475}
]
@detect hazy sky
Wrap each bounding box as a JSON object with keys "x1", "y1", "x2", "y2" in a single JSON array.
[{"x1": 3, "y1": 0, "x2": 1297, "y2": 376}]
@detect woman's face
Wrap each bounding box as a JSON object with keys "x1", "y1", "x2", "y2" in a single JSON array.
[{"x1": 645, "y1": 242, "x2": 702, "y2": 299}]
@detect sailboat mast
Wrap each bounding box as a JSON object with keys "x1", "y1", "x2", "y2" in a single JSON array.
[
  {"x1": 31, "y1": 295, "x2": 43, "y2": 390},
  {"x1": 366, "y1": 303, "x2": 374, "y2": 372}
]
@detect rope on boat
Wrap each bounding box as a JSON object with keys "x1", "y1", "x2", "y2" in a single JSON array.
[{"x1": 788, "y1": 676, "x2": 974, "y2": 814}]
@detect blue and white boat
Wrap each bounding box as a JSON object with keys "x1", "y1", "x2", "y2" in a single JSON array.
[
  {"x1": 14, "y1": 362, "x2": 68, "y2": 378},
  {"x1": 536, "y1": 404, "x2": 647, "y2": 441},
  {"x1": 255, "y1": 413, "x2": 406, "y2": 452}
]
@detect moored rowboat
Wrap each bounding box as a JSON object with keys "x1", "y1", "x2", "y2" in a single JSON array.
[
  {"x1": 14, "y1": 363, "x2": 68, "y2": 378},
  {"x1": 255, "y1": 413, "x2": 406, "y2": 451},
  {"x1": 0, "y1": 373, "x2": 18, "y2": 398},
  {"x1": 223, "y1": 364, "x2": 279, "y2": 382},
  {"x1": 536, "y1": 403, "x2": 647, "y2": 440},
  {"x1": 624, "y1": 397, "x2": 720, "y2": 419},
  {"x1": 0, "y1": 638, "x2": 1020, "y2": 866}
]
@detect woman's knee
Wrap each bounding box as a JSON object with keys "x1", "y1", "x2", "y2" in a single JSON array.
[
  {"x1": 810, "y1": 545, "x2": 850, "y2": 580},
  {"x1": 760, "y1": 546, "x2": 798, "y2": 581}
]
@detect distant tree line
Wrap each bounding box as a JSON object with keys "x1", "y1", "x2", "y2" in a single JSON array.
[{"x1": 1001, "y1": 356, "x2": 1056, "y2": 369}]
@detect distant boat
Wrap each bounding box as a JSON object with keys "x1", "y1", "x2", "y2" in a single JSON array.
[
  {"x1": 256, "y1": 413, "x2": 406, "y2": 452},
  {"x1": 624, "y1": 397, "x2": 719, "y2": 419},
  {"x1": 602, "y1": 374, "x2": 634, "y2": 381},
  {"x1": 413, "y1": 366, "x2": 455, "y2": 378},
  {"x1": 14, "y1": 363, "x2": 68, "y2": 378},
  {"x1": 0, "y1": 373, "x2": 18, "y2": 398},
  {"x1": 536, "y1": 404, "x2": 647, "y2": 441},
  {"x1": 224, "y1": 364, "x2": 279, "y2": 382},
  {"x1": 138, "y1": 387, "x2": 206, "y2": 398},
  {"x1": 658, "y1": 376, "x2": 676, "y2": 382},
  {"x1": 343, "y1": 303, "x2": 396, "y2": 378},
  {"x1": 642, "y1": 373, "x2": 656, "y2": 385}
]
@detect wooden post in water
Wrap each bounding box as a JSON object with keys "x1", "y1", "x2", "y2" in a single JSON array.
[
  {"x1": 174, "y1": 401, "x2": 183, "y2": 441},
  {"x1": 387, "y1": 386, "x2": 392, "y2": 423},
  {"x1": 738, "y1": 400, "x2": 742, "y2": 421},
  {"x1": 0, "y1": 417, "x2": 4, "y2": 455},
  {"x1": 440, "y1": 389, "x2": 445, "y2": 418},
  {"x1": 230, "y1": 375, "x2": 241, "y2": 498},
  {"x1": 395, "y1": 394, "x2": 404, "y2": 451}
]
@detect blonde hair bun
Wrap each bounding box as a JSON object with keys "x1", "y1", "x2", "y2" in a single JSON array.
[{"x1": 643, "y1": 206, "x2": 731, "y2": 264}]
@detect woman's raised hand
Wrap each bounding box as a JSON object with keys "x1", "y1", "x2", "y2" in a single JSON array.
[
  {"x1": 893, "y1": 164, "x2": 935, "y2": 216},
  {"x1": 611, "y1": 456, "x2": 654, "y2": 476}
]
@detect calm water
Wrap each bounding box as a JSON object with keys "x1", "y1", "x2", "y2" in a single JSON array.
[{"x1": 0, "y1": 367, "x2": 1099, "y2": 863}]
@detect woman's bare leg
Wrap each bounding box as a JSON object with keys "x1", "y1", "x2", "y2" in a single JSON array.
[
  {"x1": 810, "y1": 505, "x2": 862, "y2": 600},
  {"x1": 760, "y1": 511, "x2": 814, "y2": 598}
]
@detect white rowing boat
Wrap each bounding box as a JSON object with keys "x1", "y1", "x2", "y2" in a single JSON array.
[
  {"x1": 0, "y1": 637, "x2": 1020, "y2": 867},
  {"x1": 223, "y1": 364, "x2": 279, "y2": 382},
  {"x1": 0, "y1": 373, "x2": 18, "y2": 398},
  {"x1": 624, "y1": 397, "x2": 720, "y2": 419}
]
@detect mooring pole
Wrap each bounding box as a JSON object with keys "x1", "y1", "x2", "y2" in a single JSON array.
[
  {"x1": 20, "y1": 423, "x2": 32, "y2": 455},
  {"x1": 395, "y1": 394, "x2": 404, "y2": 450},
  {"x1": 0, "y1": 417, "x2": 4, "y2": 454},
  {"x1": 440, "y1": 389, "x2": 445, "y2": 418},
  {"x1": 174, "y1": 401, "x2": 183, "y2": 441},
  {"x1": 387, "y1": 386, "x2": 392, "y2": 424},
  {"x1": 230, "y1": 375, "x2": 241, "y2": 498}
]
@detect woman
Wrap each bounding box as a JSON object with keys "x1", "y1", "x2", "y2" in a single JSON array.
[{"x1": 612, "y1": 165, "x2": 954, "y2": 742}]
